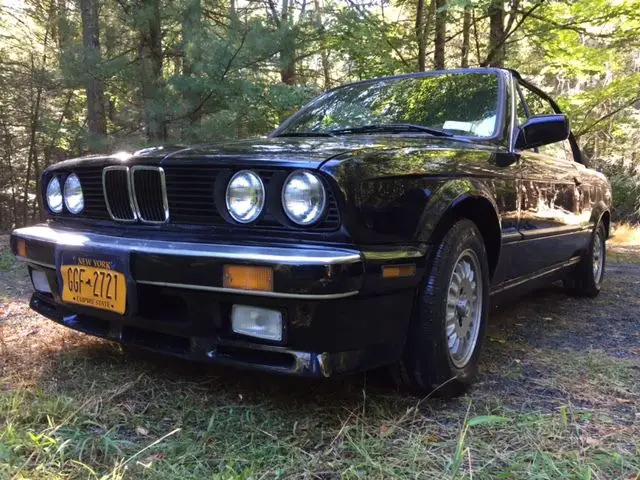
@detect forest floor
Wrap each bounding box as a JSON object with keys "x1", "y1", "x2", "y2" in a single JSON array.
[{"x1": 0, "y1": 233, "x2": 639, "y2": 479}]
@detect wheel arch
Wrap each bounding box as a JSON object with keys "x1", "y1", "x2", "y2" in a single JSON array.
[
  {"x1": 416, "y1": 180, "x2": 502, "y2": 279},
  {"x1": 590, "y1": 201, "x2": 611, "y2": 238}
]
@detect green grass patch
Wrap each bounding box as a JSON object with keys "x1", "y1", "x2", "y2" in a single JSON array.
[
  {"x1": 1, "y1": 344, "x2": 638, "y2": 479},
  {"x1": 0, "y1": 248, "x2": 17, "y2": 271}
]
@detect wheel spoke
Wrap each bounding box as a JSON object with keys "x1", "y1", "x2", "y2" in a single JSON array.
[{"x1": 445, "y1": 249, "x2": 483, "y2": 368}]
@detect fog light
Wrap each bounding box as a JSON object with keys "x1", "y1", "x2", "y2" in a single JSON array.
[
  {"x1": 31, "y1": 269, "x2": 51, "y2": 293},
  {"x1": 231, "y1": 305, "x2": 283, "y2": 341}
]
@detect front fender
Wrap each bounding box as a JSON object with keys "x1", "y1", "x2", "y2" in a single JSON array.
[
  {"x1": 589, "y1": 200, "x2": 611, "y2": 236},
  {"x1": 415, "y1": 178, "x2": 500, "y2": 243}
]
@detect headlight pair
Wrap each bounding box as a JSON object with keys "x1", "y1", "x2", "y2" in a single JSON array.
[
  {"x1": 46, "y1": 174, "x2": 84, "y2": 214},
  {"x1": 226, "y1": 170, "x2": 326, "y2": 226}
]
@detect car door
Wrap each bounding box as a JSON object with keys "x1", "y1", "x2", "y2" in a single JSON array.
[
  {"x1": 566, "y1": 134, "x2": 599, "y2": 237},
  {"x1": 512, "y1": 83, "x2": 583, "y2": 278}
]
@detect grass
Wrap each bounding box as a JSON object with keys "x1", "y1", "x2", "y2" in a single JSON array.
[
  {"x1": 1, "y1": 243, "x2": 639, "y2": 479},
  {"x1": 610, "y1": 223, "x2": 640, "y2": 246},
  {"x1": 1, "y1": 344, "x2": 638, "y2": 479},
  {"x1": 0, "y1": 248, "x2": 17, "y2": 272}
]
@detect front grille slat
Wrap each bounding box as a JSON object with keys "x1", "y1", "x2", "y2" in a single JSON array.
[
  {"x1": 131, "y1": 167, "x2": 168, "y2": 224},
  {"x1": 49, "y1": 165, "x2": 340, "y2": 231},
  {"x1": 103, "y1": 167, "x2": 135, "y2": 221}
]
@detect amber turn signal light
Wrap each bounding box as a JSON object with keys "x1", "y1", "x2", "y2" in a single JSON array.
[
  {"x1": 16, "y1": 239, "x2": 27, "y2": 258},
  {"x1": 223, "y1": 265, "x2": 274, "y2": 292},
  {"x1": 382, "y1": 264, "x2": 416, "y2": 279}
]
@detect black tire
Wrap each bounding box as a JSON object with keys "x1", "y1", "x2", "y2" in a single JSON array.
[
  {"x1": 563, "y1": 221, "x2": 606, "y2": 298},
  {"x1": 395, "y1": 219, "x2": 490, "y2": 398}
]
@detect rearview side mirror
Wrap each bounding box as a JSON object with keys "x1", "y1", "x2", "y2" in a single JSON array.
[{"x1": 515, "y1": 114, "x2": 570, "y2": 150}]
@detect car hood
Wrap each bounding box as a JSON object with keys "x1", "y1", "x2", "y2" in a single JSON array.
[
  {"x1": 47, "y1": 135, "x2": 498, "y2": 172},
  {"x1": 168, "y1": 136, "x2": 495, "y2": 167}
]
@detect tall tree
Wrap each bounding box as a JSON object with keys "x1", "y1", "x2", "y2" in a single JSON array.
[
  {"x1": 461, "y1": 3, "x2": 472, "y2": 67},
  {"x1": 416, "y1": 0, "x2": 426, "y2": 71},
  {"x1": 434, "y1": 0, "x2": 446, "y2": 69},
  {"x1": 182, "y1": 0, "x2": 202, "y2": 125},
  {"x1": 486, "y1": 0, "x2": 505, "y2": 67},
  {"x1": 314, "y1": 0, "x2": 331, "y2": 88},
  {"x1": 79, "y1": 0, "x2": 107, "y2": 138},
  {"x1": 182, "y1": 0, "x2": 201, "y2": 77},
  {"x1": 266, "y1": 0, "x2": 297, "y2": 85},
  {"x1": 137, "y1": 0, "x2": 167, "y2": 141}
]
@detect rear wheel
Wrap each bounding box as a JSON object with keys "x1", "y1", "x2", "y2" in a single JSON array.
[
  {"x1": 563, "y1": 221, "x2": 606, "y2": 297},
  {"x1": 396, "y1": 219, "x2": 490, "y2": 397}
]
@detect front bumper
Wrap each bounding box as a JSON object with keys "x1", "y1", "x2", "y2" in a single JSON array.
[{"x1": 11, "y1": 224, "x2": 426, "y2": 376}]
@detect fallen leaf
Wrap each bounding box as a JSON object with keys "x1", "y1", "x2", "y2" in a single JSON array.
[
  {"x1": 379, "y1": 423, "x2": 392, "y2": 437},
  {"x1": 581, "y1": 436, "x2": 601, "y2": 447}
]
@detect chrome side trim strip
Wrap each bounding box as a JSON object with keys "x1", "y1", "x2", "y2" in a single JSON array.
[
  {"x1": 490, "y1": 256, "x2": 581, "y2": 295},
  {"x1": 103, "y1": 166, "x2": 137, "y2": 222},
  {"x1": 12, "y1": 226, "x2": 363, "y2": 266},
  {"x1": 130, "y1": 166, "x2": 170, "y2": 224},
  {"x1": 137, "y1": 280, "x2": 359, "y2": 300}
]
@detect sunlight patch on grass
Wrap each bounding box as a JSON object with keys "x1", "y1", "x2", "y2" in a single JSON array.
[{"x1": 610, "y1": 223, "x2": 640, "y2": 246}]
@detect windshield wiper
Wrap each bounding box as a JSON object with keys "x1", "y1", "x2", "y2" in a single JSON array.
[
  {"x1": 329, "y1": 123, "x2": 454, "y2": 137},
  {"x1": 273, "y1": 131, "x2": 334, "y2": 137}
]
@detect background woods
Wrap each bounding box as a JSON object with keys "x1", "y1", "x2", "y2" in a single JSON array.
[{"x1": 1, "y1": 0, "x2": 640, "y2": 230}]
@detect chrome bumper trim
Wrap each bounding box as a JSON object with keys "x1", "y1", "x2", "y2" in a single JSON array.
[
  {"x1": 12, "y1": 225, "x2": 362, "y2": 266},
  {"x1": 137, "y1": 280, "x2": 359, "y2": 300},
  {"x1": 12, "y1": 224, "x2": 363, "y2": 300}
]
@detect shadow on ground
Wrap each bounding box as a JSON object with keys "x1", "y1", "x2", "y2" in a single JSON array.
[{"x1": 1, "y1": 239, "x2": 639, "y2": 478}]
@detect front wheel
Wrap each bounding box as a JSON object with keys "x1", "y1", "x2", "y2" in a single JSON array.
[{"x1": 396, "y1": 219, "x2": 490, "y2": 397}]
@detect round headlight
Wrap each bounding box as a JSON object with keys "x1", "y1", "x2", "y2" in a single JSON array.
[
  {"x1": 282, "y1": 171, "x2": 326, "y2": 225},
  {"x1": 63, "y1": 173, "x2": 84, "y2": 214},
  {"x1": 225, "y1": 170, "x2": 265, "y2": 223},
  {"x1": 46, "y1": 176, "x2": 63, "y2": 213}
]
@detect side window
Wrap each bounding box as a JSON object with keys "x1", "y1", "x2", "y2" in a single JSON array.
[
  {"x1": 519, "y1": 84, "x2": 567, "y2": 161},
  {"x1": 515, "y1": 87, "x2": 528, "y2": 125},
  {"x1": 520, "y1": 87, "x2": 555, "y2": 117},
  {"x1": 563, "y1": 139, "x2": 575, "y2": 162}
]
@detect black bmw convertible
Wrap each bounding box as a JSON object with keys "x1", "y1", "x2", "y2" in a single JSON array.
[{"x1": 11, "y1": 68, "x2": 611, "y2": 396}]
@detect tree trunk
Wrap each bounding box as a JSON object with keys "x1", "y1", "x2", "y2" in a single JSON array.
[
  {"x1": 313, "y1": 0, "x2": 331, "y2": 88},
  {"x1": 416, "y1": 0, "x2": 426, "y2": 72},
  {"x1": 182, "y1": 0, "x2": 201, "y2": 127},
  {"x1": 434, "y1": 0, "x2": 446, "y2": 69},
  {"x1": 1, "y1": 119, "x2": 18, "y2": 227},
  {"x1": 182, "y1": 0, "x2": 201, "y2": 77},
  {"x1": 486, "y1": 0, "x2": 505, "y2": 67},
  {"x1": 138, "y1": 0, "x2": 167, "y2": 142},
  {"x1": 279, "y1": 26, "x2": 296, "y2": 85},
  {"x1": 461, "y1": 4, "x2": 471, "y2": 67},
  {"x1": 32, "y1": 150, "x2": 41, "y2": 222},
  {"x1": 79, "y1": 0, "x2": 107, "y2": 138},
  {"x1": 278, "y1": 0, "x2": 296, "y2": 85}
]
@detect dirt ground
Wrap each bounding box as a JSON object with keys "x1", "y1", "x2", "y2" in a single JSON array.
[{"x1": 0, "y1": 234, "x2": 638, "y2": 479}]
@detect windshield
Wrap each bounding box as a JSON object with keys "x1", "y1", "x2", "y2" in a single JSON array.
[{"x1": 277, "y1": 72, "x2": 501, "y2": 138}]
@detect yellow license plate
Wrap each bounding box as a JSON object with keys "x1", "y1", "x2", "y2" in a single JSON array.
[{"x1": 61, "y1": 264, "x2": 127, "y2": 314}]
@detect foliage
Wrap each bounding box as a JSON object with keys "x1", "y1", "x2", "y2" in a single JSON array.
[{"x1": 1, "y1": 0, "x2": 640, "y2": 229}]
